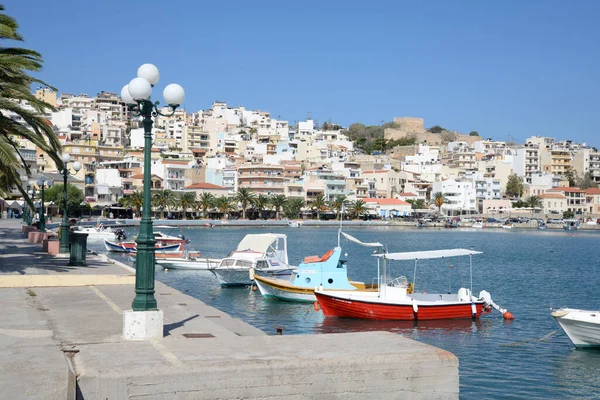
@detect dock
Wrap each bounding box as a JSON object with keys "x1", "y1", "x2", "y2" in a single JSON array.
[{"x1": 0, "y1": 219, "x2": 459, "y2": 399}]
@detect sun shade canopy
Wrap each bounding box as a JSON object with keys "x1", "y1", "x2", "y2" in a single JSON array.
[{"x1": 376, "y1": 248, "x2": 483, "y2": 261}]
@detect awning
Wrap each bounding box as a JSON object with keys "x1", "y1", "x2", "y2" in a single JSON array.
[
  {"x1": 96, "y1": 185, "x2": 109, "y2": 195},
  {"x1": 378, "y1": 248, "x2": 483, "y2": 261},
  {"x1": 236, "y1": 234, "x2": 286, "y2": 255},
  {"x1": 340, "y1": 231, "x2": 383, "y2": 248}
]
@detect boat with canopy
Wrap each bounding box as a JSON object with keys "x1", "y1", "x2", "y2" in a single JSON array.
[{"x1": 315, "y1": 244, "x2": 513, "y2": 321}]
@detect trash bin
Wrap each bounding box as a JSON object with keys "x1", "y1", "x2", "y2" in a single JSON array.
[{"x1": 69, "y1": 232, "x2": 88, "y2": 266}]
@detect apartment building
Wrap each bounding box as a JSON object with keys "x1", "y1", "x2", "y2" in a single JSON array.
[
  {"x1": 538, "y1": 193, "x2": 567, "y2": 215},
  {"x1": 361, "y1": 170, "x2": 403, "y2": 198},
  {"x1": 513, "y1": 144, "x2": 541, "y2": 183},
  {"x1": 431, "y1": 179, "x2": 477, "y2": 215},
  {"x1": 584, "y1": 188, "x2": 600, "y2": 214},
  {"x1": 547, "y1": 187, "x2": 586, "y2": 214},
  {"x1": 237, "y1": 164, "x2": 285, "y2": 195}
]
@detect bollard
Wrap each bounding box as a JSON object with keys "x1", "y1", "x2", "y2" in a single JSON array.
[{"x1": 69, "y1": 232, "x2": 88, "y2": 266}]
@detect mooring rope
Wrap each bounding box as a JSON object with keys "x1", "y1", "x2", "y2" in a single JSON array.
[{"x1": 500, "y1": 330, "x2": 562, "y2": 347}]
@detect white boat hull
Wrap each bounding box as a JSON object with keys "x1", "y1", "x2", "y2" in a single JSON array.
[
  {"x1": 553, "y1": 308, "x2": 600, "y2": 348},
  {"x1": 157, "y1": 258, "x2": 221, "y2": 270},
  {"x1": 254, "y1": 278, "x2": 315, "y2": 302},
  {"x1": 210, "y1": 269, "x2": 252, "y2": 287}
]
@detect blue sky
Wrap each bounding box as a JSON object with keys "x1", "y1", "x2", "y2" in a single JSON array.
[{"x1": 8, "y1": 0, "x2": 600, "y2": 145}]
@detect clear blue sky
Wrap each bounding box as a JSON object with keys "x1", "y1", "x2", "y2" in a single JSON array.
[{"x1": 8, "y1": 0, "x2": 600, "y2": 145}]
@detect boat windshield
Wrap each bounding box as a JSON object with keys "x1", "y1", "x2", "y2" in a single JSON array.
[
  {"x1": 220, "y1": 259, "x2": 236, "y2": 267},
  {"x1": 235, "y1": 260, "x2": 253, "y2": 268}
]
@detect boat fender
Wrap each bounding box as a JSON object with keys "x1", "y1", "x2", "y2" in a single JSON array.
[
  {"x1": 471, "y1": 302, "x2": 477, "y2": 318},
  {"x1": 248, "y1": 268, "x2": 255, "y2": 280},
  {"x1": 412, "y1": 299, "x2": 418, "y2": 320},
  {"x1": 313, "y1": 301, "x2": 320, "y2": 312}
]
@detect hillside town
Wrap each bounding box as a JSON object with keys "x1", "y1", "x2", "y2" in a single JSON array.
[{"x1": 7, "y1": 88, "x2": 600, "y2": 220}]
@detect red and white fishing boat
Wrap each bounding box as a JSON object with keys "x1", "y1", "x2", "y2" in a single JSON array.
[{"x1": 315, "y1": 248, "x2": 513, "y2": 321}]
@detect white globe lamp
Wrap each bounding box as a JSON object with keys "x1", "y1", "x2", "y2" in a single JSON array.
[
  {"x1": 163, "y1": 84, "x2": 185, "y2": 106},
  {"x1": 121, "y1": 85, "x2": 135, "y2": 105},
  {"x1": 128, "y1": 77, "x2": 152, "y2": 101},
  {"x1": 137, "y1": 64, "x2": 160, "y2": 86}
]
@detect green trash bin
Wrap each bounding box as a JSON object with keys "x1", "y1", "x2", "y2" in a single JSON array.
[{"x1": 69, "y1": 232, "x2": 88, "y2": 266}]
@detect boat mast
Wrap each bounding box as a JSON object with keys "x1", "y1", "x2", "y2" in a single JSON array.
[{"x1": 337, "y1": 204, "x2": 344, "y2": 248}]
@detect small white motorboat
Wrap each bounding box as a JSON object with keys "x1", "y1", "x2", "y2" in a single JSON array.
[
  {"x1": 552, "y1": 308, "x2": 600, "y2": 348},
  {"x1": 288, "y1": 221, "x2": 303, "y2": 228},
  {"x1": 72, "y1": 225, "x2": 127, "y2": 240},
  {"x1": 472, "y1": 222, "x2": 484, "y2": 229},
  {"x1": 156, "y1": 254, "x2": 221, "y2": 270},
  {"x1": 208, "y1": 233, "x2": 296, "y2": 286}
]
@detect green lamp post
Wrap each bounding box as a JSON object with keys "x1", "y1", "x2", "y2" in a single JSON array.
[
  {"x1": 121, "y1": 64, "x2": 185, "y2": 312},
  {"x1": 37, "y1": 176, "x2": 53, "y2": 232},
  {"x1": 59, "y1": 154, "x2": 83, "y2": 254}
]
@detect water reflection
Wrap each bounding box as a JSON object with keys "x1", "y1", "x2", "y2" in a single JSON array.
[{"x1": 553, "y1": 348, "x2": 600, "y2": 397}]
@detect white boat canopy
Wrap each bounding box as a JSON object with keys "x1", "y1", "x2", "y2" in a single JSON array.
[
  {"x1": 236, "y1": 233, "x2": 288, "y2": 264},
  {"x1": 377, "y1": 248, "x2": 483, "y2": 261},
  {"x1": 340, "y1": 231, "x2": 383, "y2": 248}
]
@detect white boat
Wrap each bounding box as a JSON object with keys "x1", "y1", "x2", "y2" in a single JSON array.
[
  {"x1": 157, "y1": 254, "x2": 221, "y2": 270},
  {"x1": 552, "y1": 308, "x2": 600, "y2": 348},
  {"x1": 72, "y1": 225, "x2": 127, "y2": 240},
  {"x1": 502, "y1": 223, "x2": 513, "y2": 229},
  {"x1": 288, "y1": 221, "x2": 303, "y2": 228},
  {"x1": 472, "y1": 222, "x2": 484, "y2": 229},
  {"x1": 208, "y1": 233, "x2": 296, "y2": 287}
]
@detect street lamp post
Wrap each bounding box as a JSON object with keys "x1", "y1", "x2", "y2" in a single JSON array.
[
  {"x1": 121, "y1": 64, "x2": 185, "y2": 319},
  {"x1": 37, "y1": 176, "x2": 54, "y2": 232},
  {"x1": 59, "y1": 154, "x2": 83, "y2": 254}
]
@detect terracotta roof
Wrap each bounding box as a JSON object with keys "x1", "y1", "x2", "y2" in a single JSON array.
[
  {"x1": 538, "y1": 193, "x2": 566, "y2": 199},
  {"x1": 548, "y1": 186, "x2": 584, "y2": 193},
  {"x1": 186, "y1": 183, "x2": 227, "y2": 190},
  {"x1": 362, "y1": 170, "x2": 390, "y2": 174},
  {"x1": 364, "y1": 198, "x2": 410, "y2": 206},
  {"x1": 584, "y1": 188, "x2": 600, "y2": 195},
  {"x1": 396, "y1": 192, "x2": 417, "y2": 197},
  {"x1": 130, "y1": 174, "x2": 162, "y2": 180}
]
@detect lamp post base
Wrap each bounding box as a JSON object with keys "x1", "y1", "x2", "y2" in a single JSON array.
[{"x1": 123, "y1": 309, "x2": 163, "y2": 340}]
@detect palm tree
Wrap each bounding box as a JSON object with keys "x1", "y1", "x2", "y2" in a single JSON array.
[
  {"x1": 152, "y1": 189, "x2": 176, "y2": 219},
  {"x1": 0, "y1": 6, "x2": 62, "y2": 202},
  {"x1": 178, "y1": 192, "x2": 196, "y2": 220},
  {"x1": 329, "y1": 195, "x2": 348, "y2": 219},
  {"x1": 214, "y1": 196, "x2": 236, "y2": 219},
  {"x1": 197, "y1": 192, "x2": 215, "y2": 218},
  {"x1": 349, "y1": 199, "x2": 368, "y2": 219},
  {"x1": 433, "y1": 192, "x2": 447, "y2": 214},
  {"x1": 235, "y1": 187, "x2": 256, "y2": 219},
  {"x1": 526, "y1": 195, "x2": 542, "y2": 209},
  {"x1": 407, "y1": 199, "x2": 426, "y2": 210},
  {"x1": 270, "y1": 194, "x2": 287, "y2": 220},
  {"x1": 122, "y1": 191, "x2": 143, "y2": 218},
  {"x1": 311, "y1": 194, "x2": 327, "y2": 220},
  {"x1": 284, "y1": 198, "x2": 305, "y2": 219},
  {"x1": 253, "y1": 194, "x2": 270, "y2": 219}
]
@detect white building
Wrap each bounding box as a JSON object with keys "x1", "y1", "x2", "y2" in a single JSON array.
[{"x1": 432, "y1": 179, "x2": 477, "y2": 215}]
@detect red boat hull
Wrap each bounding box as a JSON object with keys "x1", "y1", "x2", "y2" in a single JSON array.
[{"x1": 315, "y1": 292, "x2": 484, "y2": 320}]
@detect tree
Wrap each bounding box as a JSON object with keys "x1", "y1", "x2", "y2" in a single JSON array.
[
  {"x1": 214, "y1": 196, "x2": 236, "y2": 219},
  {"x1": 348, "y1": 199, "x2": 368, "y2": 219},
  {"x1": 43, "y1": 184, "x2": 83, "y2": 216},
  {"x1": 253, "y1": 194, "x2": 270, "y2": 219},
  {"x1": 177, "y1": 192, "x2": 196, "y2": 220},
  {"x1": 427, "y1": 125, "x2": 444, "y2": 133},
  {"x1": 283, "y1": 198, "x2": 305, "y2": 219},
  {"x1": 406, "y1": 199, "x2": 426, "y2": 210},
  {"x1": 311, "y1": 194, "x2": 327, "y2": 219},
  {"x1": 321, "y1": 122, "x2": 329, "y2": 131},
  {"x1": 564, "y1": 166, "x2": 578, "y2": 187},
  {"x1": 469, "y1": 131, "x2": 479, "y2": 136},
  {"x1": 563, "y1": 210, "x2": 574, "y2": 219},
  {"x1": 576, "y1": 172, "x2": 598, "y2": 190},
  {"x1": 197, "y1": 192, "x2": 214, "y2": 218},
  {"x1": 235, "y1": 187, "x2": 256, "y2": 219},
  {"x1": 525, "y1": 195, "x2": 542, "y2": 209},
  {"x1": 152, "y1": 189, "x2": 176, "y2": 219},
  {"x1": 270, "y1": 194, "x2": 287, "y2": 220},
  {"x1": 505, "y1": 174, "x2": 524, "y2": 198},
  {"x1": 121, "y1": 191, "x2": 143, "y2": 218},
  {"x1": 433, "y1": 192, "x2": 447, "y2": 214},
  {"x1": 328, "y1": 195, "x2": 348, "y2": 218},
  {"x1": 0, "y1": 6, "x2": 62, "y2": 202}
]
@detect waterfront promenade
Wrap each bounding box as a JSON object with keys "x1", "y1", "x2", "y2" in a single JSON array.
[{"x1": 0, "y1": 219, "x2": 459, "y2": 399}]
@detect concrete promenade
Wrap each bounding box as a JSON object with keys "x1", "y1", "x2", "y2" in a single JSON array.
[{"x1": 0, "y1": 219, "x2": 459, "y2": 399}]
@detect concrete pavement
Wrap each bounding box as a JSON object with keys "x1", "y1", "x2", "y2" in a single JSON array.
[{"x1": 0, "y1": 219, "x2": 459, "y2": 399}]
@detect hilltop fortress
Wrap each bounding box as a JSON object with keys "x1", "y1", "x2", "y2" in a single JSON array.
[{"x1": 385, "y1": 116, "x2": 481, "y2": 146}]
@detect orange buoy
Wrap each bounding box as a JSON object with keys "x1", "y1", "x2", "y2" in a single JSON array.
[
  {"x1": 252, "y1": 285, "x2": 258, "y2": 292},
  {"x1": 313, "y1": 301, "x2": 320, "y2": 311},
  {"x1": 503, "y1": 311, "x2": 515, "y2": 320}
]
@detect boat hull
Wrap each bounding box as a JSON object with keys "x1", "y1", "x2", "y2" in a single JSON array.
[
  {"x1": 157, "y1": 258, "x2": 221, "y2": 270},
  {"x1": 315, "y1": 291, "x2": 484, "y2": 320},
  {"x1": 553, "y1": 309, "x2": 600, "y2": 348},
  {"x1": 254, "y1": 276, "x2": 317, "y2": 302},
  {"x1": 104, "y1": 240, "x2": 182, "y2": 254},
  {"x1": 210, "y1": 269, "x2": 252, "y2": 287}
]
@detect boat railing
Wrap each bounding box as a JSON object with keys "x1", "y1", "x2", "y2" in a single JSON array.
[{"x1": 387, "y1": 276, "x2": 409, "y2": 288}]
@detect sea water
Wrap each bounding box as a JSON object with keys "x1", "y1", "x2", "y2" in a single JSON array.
[{"x1": 92, "y1": 226, "x2": 600, "y2": 399}]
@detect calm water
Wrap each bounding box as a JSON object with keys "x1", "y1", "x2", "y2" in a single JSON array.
[{"x1": 90, "y1": 226, "x2": 600, "y2": 399}]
